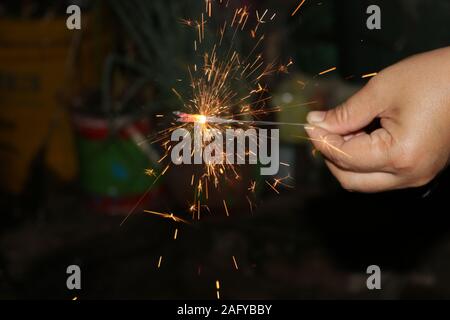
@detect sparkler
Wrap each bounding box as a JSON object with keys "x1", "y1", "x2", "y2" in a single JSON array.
[
  {"x1": 117, "y1": 1, "x2": 347, "y2": 229},
  {"x1": 95, "y1": 0, "x2": 382, "y2": 303},
  {"x1": 129, "y1": 3, "x2": 305, "y2": 293},
  {"x1": 116, "y1": 6, "x2": 352, "y2": 276},
  {"x1": 120, "y1": 0, "x2": 350, "y2": 298},
  {"x1": 139, "y1": 0, "x2": 306, "y2": 225}
]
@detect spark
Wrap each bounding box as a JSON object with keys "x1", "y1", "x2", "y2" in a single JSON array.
[
  {"x1": 246, "y1": 196, "x2": 254, "y2": 214},
  {"x1": 180, "y1": 18, "x2": 194, "y2": 27},
  {"x1": 291, "y1": 0, "x2": 306, "y2": 16},
  {"x1": 157, "y1": 154, "x2": 168, "y2": 164},
  {"x1": 207, "y1": 0, "x2": 212, "y2": 17},
  {"x1": 265, "y1": 180, "x2": 280, "y2": 194},
  {"x1": 318, "y1": 136, "x2": 352, "y2": 158},
  {"x1": 248, "y1": 180, "x2": 257, "y2": 193},
  {"x1": 301, "y1": 133, "x2": 352, "y2": 158},
  {"x1": 362, "y1": 72, "x2": 378, "y2": 79},
  {"x1": 174, "y1": 228, "x2": 179, "y2": 240},
  {"x1": 144, "y1": 210, "x2": 190, "y2": 224},
  {"x1": 232, "y1": 256, "x2": 239, "y2": 270},
  {"x1": 216, "y1": 280, "x2": 221, "y2": 299},
  {"x1": 157, "y1": 256, "x2": 163, "y2": 269},
  {"x1": 171, "y1": 88, "x2": 184, "y2": 102},
  {"x1": 278, "y1": 58, "x2": 294, "y2": 74},
  {"x1": 318, "y1": 66, "x2": 337, "y2": 76},
  {"x1": 274, "y1": 175, "x2": 295, "y2": 189},
  {"x1": 223, "y1": 200, "x2": 230, "y2": 217},
  {"x1": 297, "y1": 80, "x2": 307, "y2": 89},
  {"x1": 161, "y1": 165, "x2": 170, "y2": 176}
]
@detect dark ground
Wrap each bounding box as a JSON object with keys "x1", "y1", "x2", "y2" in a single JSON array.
[{"x1": 1, "y1": 168, "x2": 450, "y2": 300}]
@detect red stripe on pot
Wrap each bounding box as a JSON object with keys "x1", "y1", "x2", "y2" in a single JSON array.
[{"x1": 72, "y1": 114, "x2": 151, "y2": 140}]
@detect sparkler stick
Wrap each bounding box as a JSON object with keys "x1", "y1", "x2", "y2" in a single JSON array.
[{"x1": 173, "y1": 111, "x2": 310, "y2": 127}]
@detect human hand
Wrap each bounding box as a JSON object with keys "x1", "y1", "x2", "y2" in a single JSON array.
[{"x1": 305, "y1": 47, "x2": 450, "y2": 193}]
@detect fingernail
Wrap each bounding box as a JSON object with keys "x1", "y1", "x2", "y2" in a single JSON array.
[{"x1": 307, "y1": 111, "x2": 326, "y2": 124}]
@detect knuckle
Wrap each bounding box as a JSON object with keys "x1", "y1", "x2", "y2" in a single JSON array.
[
  {"x1": 391, "y1": 145, "x2": 421, "y2": 173},
  {"x1": 371, "y1": 130, "x2": 394, "y2": 167},
  {"x1": 332, "y1": 103, "x2": 351, "y2": 127}
]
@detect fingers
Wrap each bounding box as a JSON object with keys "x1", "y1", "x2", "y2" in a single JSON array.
[
  {"x1": 324, "y1": 161, "x2": 402, "y2": 193},
  {"x1": 307, "y1": 79, "x2": 384, "y2": 135},
  {"x1": 305, "y1": 125, "x2": 394, "y2": 173}
]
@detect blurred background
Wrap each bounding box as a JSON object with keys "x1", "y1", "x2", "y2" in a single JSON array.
[{"x1": 1, "y1": 0, "x2": 450, "y2": 299}]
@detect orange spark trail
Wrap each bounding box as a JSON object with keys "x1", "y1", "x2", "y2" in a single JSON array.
[
  {"x1": 232, "y1": 256, "x2": 239, "y2": 270},
  {"x1": 144, "y1": 210, "x2": 190, "y2": 224},
  {"x1": 318, "y1": 66, "x2": 337, "y2": 76},
  {"x1": 291, "y1": 0, "x2": 306, "y2": 16},
  {"x1": 216, "y1": 280, "x2": 221, "y2": 299},
  {"x1": 223, "y1": 200, "x2": 230, "y2": 217},
  {"x1": 157, "y1": 256, "x2": 163, "y2": 269},
  {"x1": 265, "y1": 180, "x2": 280, "y2": 194},
  {"x1": 307, "y1": 136, "x2": 352, "y2": 158},
  {"x1": 362, "y1": 72, "x2": 378, "y2": 79}
]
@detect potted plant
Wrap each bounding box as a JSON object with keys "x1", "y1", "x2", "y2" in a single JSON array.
[{"x1": 72, "y1": 0, "x2": 203, "y2": 215}]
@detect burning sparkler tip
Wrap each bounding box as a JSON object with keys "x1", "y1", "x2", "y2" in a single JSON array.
[{"x1": 173, "y1": 111, "x2": 207, "y2": 124}]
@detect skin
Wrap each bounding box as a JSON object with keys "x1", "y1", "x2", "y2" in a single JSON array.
[{"x1": 305, "y1": 47, "x2": 450, "y2": 193}]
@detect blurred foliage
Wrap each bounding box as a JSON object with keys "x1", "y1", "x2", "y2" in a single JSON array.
[{"x1": 107, "y1": 0, "x2": 205, "y2": 115}]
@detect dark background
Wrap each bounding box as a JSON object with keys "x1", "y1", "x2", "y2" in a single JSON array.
[{"x1": 1, "y1": 0, "x2": 450, "y2": 299}]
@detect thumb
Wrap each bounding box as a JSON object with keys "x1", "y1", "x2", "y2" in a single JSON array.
[{"x1": 307, "y1": 83, "x2": 383, "y2": 135}]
